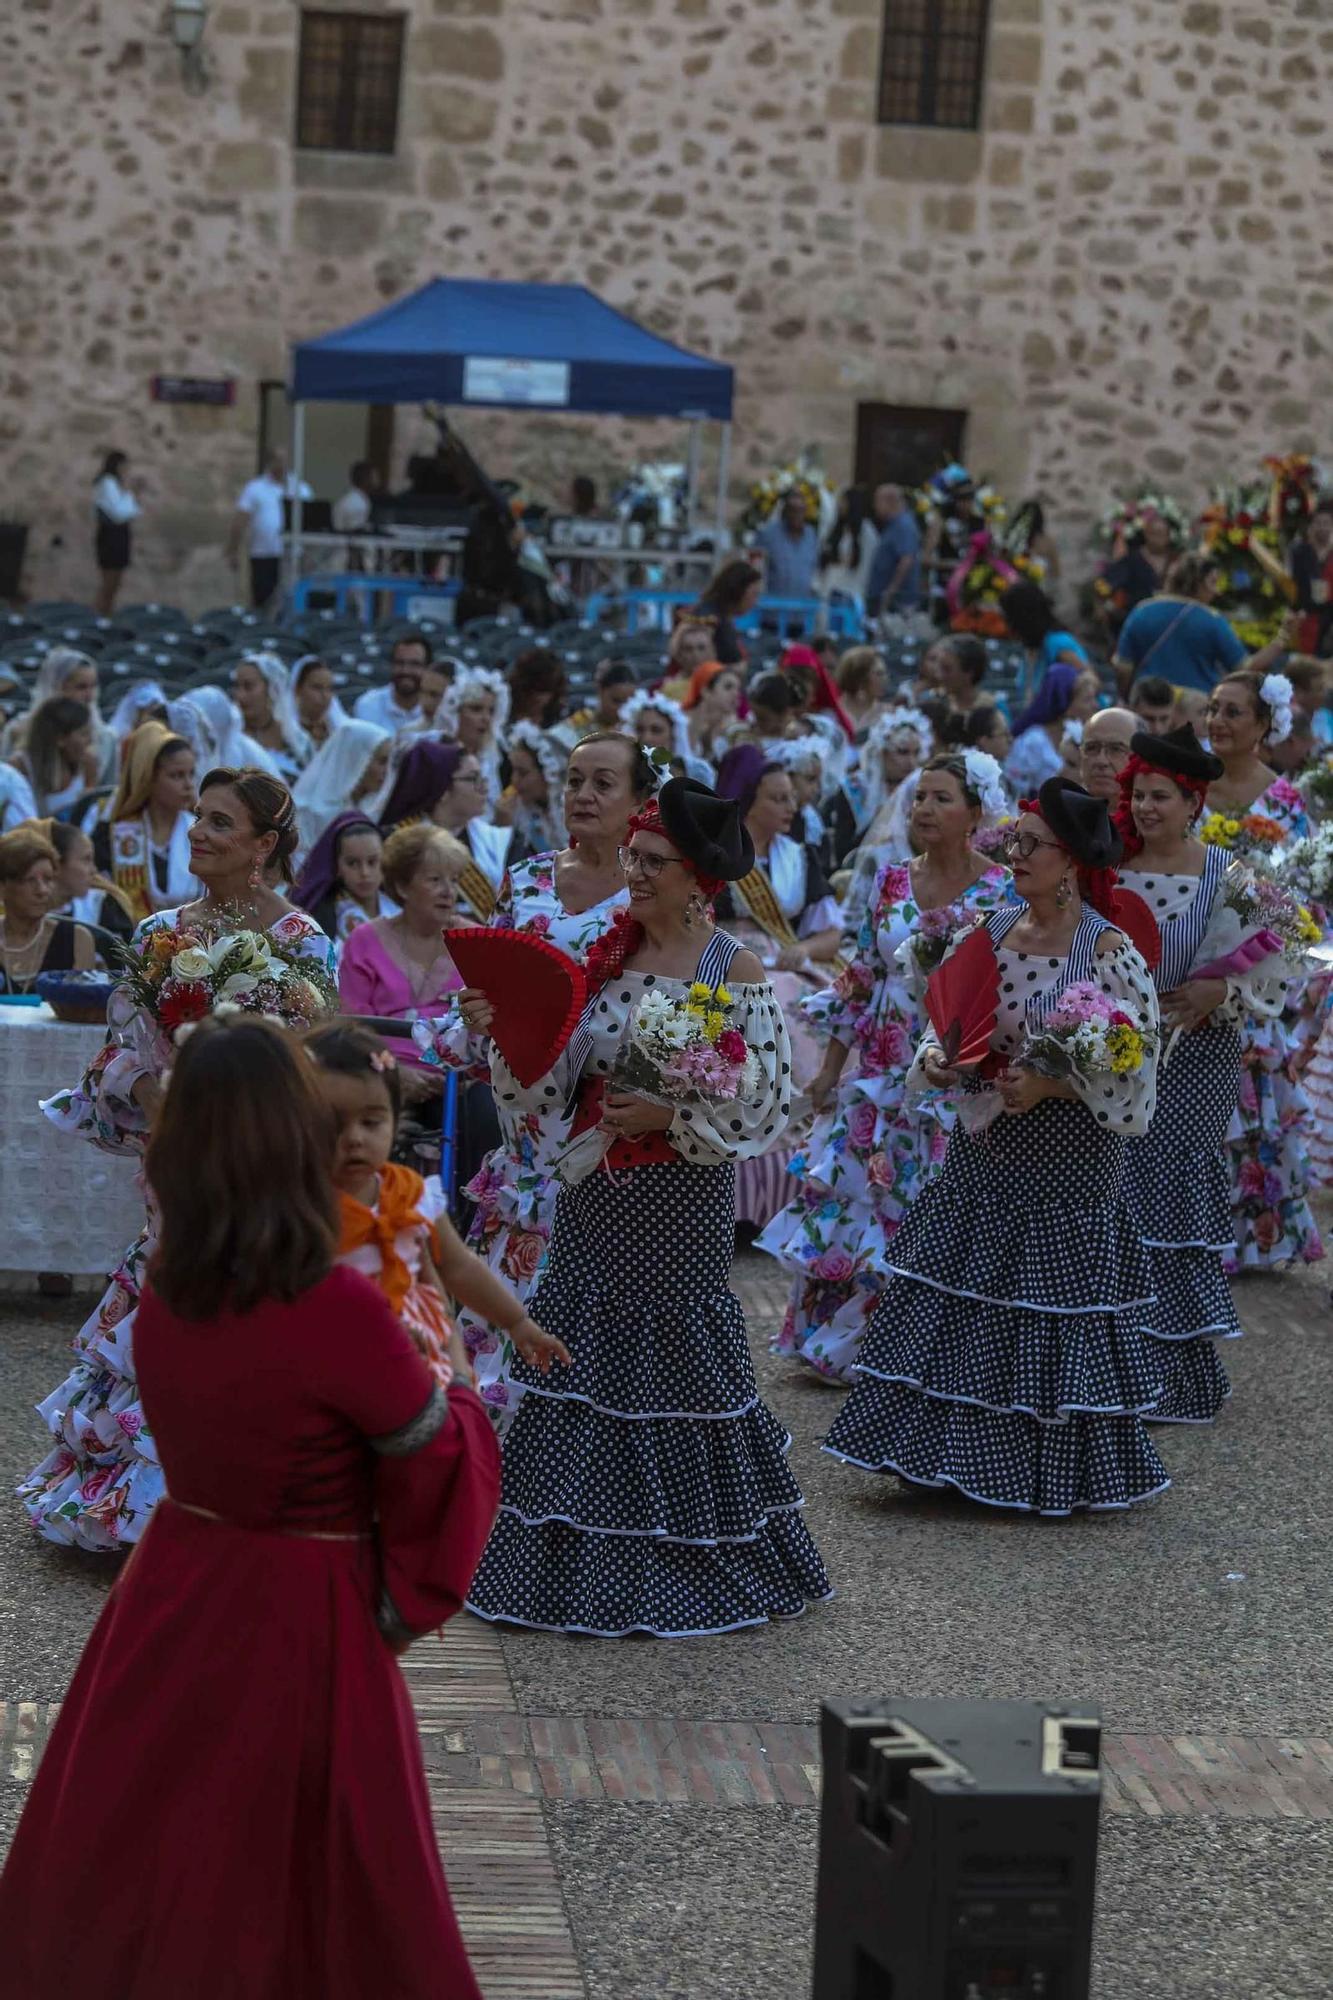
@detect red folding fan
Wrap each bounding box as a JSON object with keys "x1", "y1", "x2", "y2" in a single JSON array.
[
  {"x1": 445, "y1": 927, "x2": 588, "y2": 1087},
  {"x1": 924, "y1": 922, "x2": 1000, "y2": 1069},
  {"x1": 1108, "y1": 886, "x2": 1162, "y2": 973}
]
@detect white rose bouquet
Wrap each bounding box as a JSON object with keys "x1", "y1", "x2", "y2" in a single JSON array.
[{"x1": 118, "y1": 913, "x2": 337, "y2": 1044}]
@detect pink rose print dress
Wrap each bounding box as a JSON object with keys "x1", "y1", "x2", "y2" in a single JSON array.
[
  {"x1": 17, "y1": 907, "x2": 336, "y2": 1549},
  {"x1": 1211, "y1": 778, "x2": 1324, "y2": 1271},
  {"x1": 758, "y1": 859, "x2": 1009, "y2": 1382},
  {"x1": 417, "y1": 852, "x2": 628, "y2": 1431}
]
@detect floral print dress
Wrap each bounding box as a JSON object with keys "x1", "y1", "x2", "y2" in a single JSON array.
[
  {"x1": 17, "y1": 908, "x2": 336, "y2": 1549},
  {"x1": 1207, "y1": 777, "x2": 1325, "y2": 1271},
  {"x1": 419, "y1": 852, "x2": 629, "y2": 1428},
  {"x1": 758, "y1": 859, "x2": 1009, "y2": 1381}
]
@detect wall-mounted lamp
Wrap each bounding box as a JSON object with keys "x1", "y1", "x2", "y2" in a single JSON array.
[{"x1": 169, "y1": 0, "x2": 210, "y2": 94}]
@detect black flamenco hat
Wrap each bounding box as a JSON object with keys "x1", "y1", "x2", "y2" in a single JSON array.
[
  {"x1": 1129, "y1": 721, "x2": 1224, "y2": 783},
  {"x1": 1035, "y1": 776, "x2": 1123, "y2": 869},
  {"x1": 657, "y1": 776, "x2": 755, "y2": 883}
]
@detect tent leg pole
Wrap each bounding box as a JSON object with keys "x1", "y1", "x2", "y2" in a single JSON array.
[
  {"x1": 714, "y1": 422, "x2": 731, "y2": 551},
  {"x1": 684, "y1": 418, "x2": 704, "y2": 537},
  {"x1": 289, "y1": 400, "x2": 306, "y2": 605}
]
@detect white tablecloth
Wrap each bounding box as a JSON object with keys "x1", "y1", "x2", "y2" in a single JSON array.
[{"x1": 0, "y1": 1007, "x2": 144, "y2": 1275}]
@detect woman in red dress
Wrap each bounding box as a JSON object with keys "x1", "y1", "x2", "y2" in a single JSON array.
[{"x1": 0, "y1": 1016, "x2": 501, "y2": 2000}]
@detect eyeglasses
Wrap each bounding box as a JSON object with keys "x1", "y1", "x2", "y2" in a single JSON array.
[
  {"x1": 618, "y1": 846, "x2": 686, "y2": 880},
  {"x1": 1003, "y1": 831, "x2": 1063, "y2": 861}
]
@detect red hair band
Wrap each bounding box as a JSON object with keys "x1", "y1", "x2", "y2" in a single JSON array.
[{"x1": 1113, "y1": 753, "x2": 1209, "y2": 860}]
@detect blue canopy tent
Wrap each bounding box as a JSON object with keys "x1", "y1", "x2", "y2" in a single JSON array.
[{"x1": 287, "y1": 276, "x2": 735, "y2": 560}]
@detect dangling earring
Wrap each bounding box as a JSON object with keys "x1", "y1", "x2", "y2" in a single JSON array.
[
  {"x1": 1056, "y1": 875, "x2": 1072, "y2": 908},
  {"x1": 683, "y1": 899, "x2": 697, "y2": 931},
  {"x1": 248, "y1": 857, "x2": 262, "y2": 890}
]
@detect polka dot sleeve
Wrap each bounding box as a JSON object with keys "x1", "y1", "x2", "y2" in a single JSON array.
[
  {"x1": 667, "y1": 984, "x2": 794, "y2": 1167},
  {"x1": 1077, "y1": 938, "x2": 1161, "y2": 1138}
]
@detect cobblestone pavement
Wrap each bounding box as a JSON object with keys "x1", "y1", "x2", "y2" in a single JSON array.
[{"x1": 2, "y1": 1237, "x2": 1331, "y2": 1997}]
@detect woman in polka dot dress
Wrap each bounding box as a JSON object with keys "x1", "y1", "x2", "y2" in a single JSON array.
[
  {"x1": 759, "y1": 751, "x2": 1010, "y2": 1383},
  {"x1": 825, "y1": 778, "x2": 1169, "y2": 1515},
  {"x1": 417, "y1": 735, "x2": 648, "y2": 1428},
  {"x1": 1203, "y1": 671, "x2": 1324, "y2": 1271},
  {"x1": 1114, "y1": 724, "x2": 1290, "y2": 1424},
  {"x1": 462, "y1": 778, "x2": 832, "y2": 1636}
]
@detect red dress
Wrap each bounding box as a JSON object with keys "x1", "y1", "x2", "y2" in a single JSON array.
[{"x1": 0, "y1": 1265, "x2": 501, "y2": 2000}]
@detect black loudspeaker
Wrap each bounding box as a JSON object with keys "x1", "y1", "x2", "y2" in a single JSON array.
[{"x1": 812, "y1": 1697, "x2": 1102, "y2": 2000}]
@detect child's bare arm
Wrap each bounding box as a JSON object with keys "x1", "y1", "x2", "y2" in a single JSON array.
[{"x1": 430, "y1": 1214, "x2": 572, "y2": 1373}]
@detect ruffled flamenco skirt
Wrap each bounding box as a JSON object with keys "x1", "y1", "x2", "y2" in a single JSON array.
[
  {"x1": 458, "y1": 1137, "x2": 560, "y2": 1434},
  {"x1": 1302, "y1": 998, "x2": 1333, "y2": 1189},
  {"x1": 822, "y1": 1097, "x2": 1171, "y2": 1515},
  {"x1": 17, "y1": 1216, "x2": 163, "y2": 1550},
  {"x1": 1224, "y1": 1015, "x2": 1324, "y2": 1273},
  {"x1": 467, "y1": 1160, "x2": 833, "y2": 1636},
  {"x1": 1124, "y1": 1023, "x2": 1241, "y2": 1426},
  {"x1": 758, "y1": 1063, "x2": 952, "y2": 1383}
]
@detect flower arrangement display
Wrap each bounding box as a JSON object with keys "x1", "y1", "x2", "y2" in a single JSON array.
[
  {"x1": 946, "y1": 530, "x2": 1047, "y2": 637},
  {"x1": 609, "y1": 980, "x2": 764, "y2": 1106},
  {"x1": 1198, "y1": 482, "x2": 1288, "y2": 650},
  {"x1": 1021, "y1": 982, "x2": 1155, "y2": 1083},
  {"x1": 1096, "y1": 490, "x2": 1189, "y2": 554},
  {"x1": 118, "y1": 914, "x2": 338, "y2": 1045},
  {"x1": 738, "y1": 454, "x2": 837, "y2": 537},
  {"x1": 1263, "y1": 452, "x2": 1320, "y2": 544}
]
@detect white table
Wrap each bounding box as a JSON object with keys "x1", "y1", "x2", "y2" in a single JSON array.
[{"x1": 0, "y1": 1006, "x2": 144, "y2": 1275}]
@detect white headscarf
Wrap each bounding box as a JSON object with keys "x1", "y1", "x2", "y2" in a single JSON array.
[
  {"x1": 2, "y1": 644, "x2": 116, "y2": 781},
  {"x1": 174, "y1": 686, "x2": 279, "y2": 776},
  {"x1": 236, "y1": 651, "x2": 312, "y2": 768},
  {"x1": 855, "y1": 704, "x2": 933, "y2": 835},
  {"x1": 620, "y1": 688, "x2": 693, "y2": 764},
  {"x1": 109, "y1": 679, "x2": 169, "y2": 741},
  {"x1": 507, "y1": 719, "x2": 569, "y2": 851},
  {"x1": 442, "y1": 666, "x2": 510, "y2": 806},
  {"x1": 293, "y1": 720, "x2": 391, "y2": 853},
  {"x1": 292, "y1": 653, "x2": 350, "y2": 735}
]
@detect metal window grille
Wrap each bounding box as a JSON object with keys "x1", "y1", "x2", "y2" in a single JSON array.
[
  {"x1": 878, "y1": 0, "x2": 991, "y2": 130},
  {"x1": 296, "y1": 10, "x2": 405, "y2": 155}
]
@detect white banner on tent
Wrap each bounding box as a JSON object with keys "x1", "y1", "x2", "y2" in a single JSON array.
[{"x1": 462, "y1": 357, "x2": 570, "y2": 406}]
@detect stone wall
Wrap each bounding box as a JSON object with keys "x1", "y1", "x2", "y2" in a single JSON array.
[{"x1": 4, "y1": 0, "x2": 1332, "y2": 610}]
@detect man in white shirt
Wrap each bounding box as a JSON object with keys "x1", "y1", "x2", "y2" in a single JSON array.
[
  {"x1": 227, "y1": 450, "x2": 290, "y2": 610},
  {"x1": 352, "y1": 631, "x2": 435, "y2": 732}
]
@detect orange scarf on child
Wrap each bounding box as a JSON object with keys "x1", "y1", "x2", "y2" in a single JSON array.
[{"x1": 337, "y1": 1162, "x2": 429, "y2": 1317}]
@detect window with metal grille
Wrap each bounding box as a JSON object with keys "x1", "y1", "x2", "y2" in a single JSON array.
[
  {"x1": 296, "y1": 10, "x2": 405, "y2": 154},
  {"x1": 877, "y1": 0, "x2": 991, "y2": 130}
]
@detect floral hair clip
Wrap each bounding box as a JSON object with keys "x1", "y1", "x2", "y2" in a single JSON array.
[
  {"x1": 369, "y1": 1049, "x2": 397, "y2": 1073},
  {"x1": 960, "y1": 746, "x2": 1008, "y2": 820},
  {"x1": 1259, "y1": 672, "x2": 1294, "y2": 745}
]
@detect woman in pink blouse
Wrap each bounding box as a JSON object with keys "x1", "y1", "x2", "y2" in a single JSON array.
[{"x1": 338, "y1": 824, "x2": 465, "y2": 1110}]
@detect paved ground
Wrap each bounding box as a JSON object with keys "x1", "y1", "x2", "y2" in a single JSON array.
[{"x1": 2, "y1": 1237, "x2": 1331, "y2": 1997}]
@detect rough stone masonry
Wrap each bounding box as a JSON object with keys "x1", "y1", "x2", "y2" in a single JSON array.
[{"x1": 4, "y1": 0, "x2": 1332, "y2": 607}]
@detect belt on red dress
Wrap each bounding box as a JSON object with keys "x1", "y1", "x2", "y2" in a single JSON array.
[{"x1": 166, "y1": 1496, "x2": 371, "y2": 1543}]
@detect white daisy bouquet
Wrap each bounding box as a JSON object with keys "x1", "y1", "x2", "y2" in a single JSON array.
[
  {"x1": 610, "y1": 979, "x2": 764, "y2": 1106},
  {"x1": 1021, "y1": 983, "x2": 1155, "y2": 1082}
]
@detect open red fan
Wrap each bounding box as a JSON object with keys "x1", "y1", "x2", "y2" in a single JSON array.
[
  {"x1": 445, "y1": 927, "x2": 588, "y2": 1088},
  {"x1": 1108, "y1": 887, "x2": 1162, "y2": 973},
  {"x1": 924, "y1": 923, "x2": 1000, "y2": 1069}
]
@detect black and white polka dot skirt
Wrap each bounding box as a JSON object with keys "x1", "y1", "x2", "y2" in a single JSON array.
[
  {"x1": 467, "y1": 1160, "x2": 833, "y2": 1636},
  {"x1": 823, "y1": 1097, "x2": 1172, "y2": 1514},
  {"x1": 1125, "y1": 1022, "x2": 1240, "y2": 1425}
]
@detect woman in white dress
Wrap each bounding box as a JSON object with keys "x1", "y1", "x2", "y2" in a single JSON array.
[
  {"x1": 230, "y1": 653, "x2": 312, "y2": 781},
  {"x1": 293, "y1": 720, "x2": 392, "y2": 855}
]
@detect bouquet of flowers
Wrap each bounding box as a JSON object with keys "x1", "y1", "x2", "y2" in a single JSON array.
[
  {"x1": 738, "y1": 454, "x2": 837, "y2": 537},
  {"x1": 609, "y1": 979, "x2": 764, "y2": 1106},
  {"x1": 1298, "y1": 755, "x2": 1333, "y2": 824},
  {"x1": 910, "y1": 904, "x2": 981, "y2": 974},
  {"x1": 1199, "y1": 808, "x2": 1287, "y2": 858},
  {"x1": 1095, "y1": 490, "x2": 1189, "y2": 554},
  {"x1": 973, "y1": 817, "x2": 1016, "y2": 858},
  {"x1": 1276, "y1": 823, "x2": 1333, "y2": 916},
  {"x1": 1203, "y1": 865, "x2": 1322, "y2": 970},
  {"x1": 1021, "y1": 982, "x2": 1155, "y2": 1084},
  {"x1": 118, "y1": 915, "x2": 338, "y2": 1046},
  {"x1": 1198, "y1": 482, "x2": 1287, "y2": 649}
]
